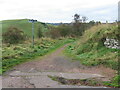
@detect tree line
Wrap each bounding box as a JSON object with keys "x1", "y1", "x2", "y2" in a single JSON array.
[{"x1": 2, "y1": 14, "x2": 102, "y2": 44}]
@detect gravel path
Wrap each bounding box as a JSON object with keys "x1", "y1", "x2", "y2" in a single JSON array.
[{"x1": 2, "y1": 44, "x2": 115, "y2": 88}]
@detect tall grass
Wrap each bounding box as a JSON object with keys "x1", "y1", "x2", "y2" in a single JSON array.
[{"x1": 65, "y1": 24, "x2": 119, "y2": 69}]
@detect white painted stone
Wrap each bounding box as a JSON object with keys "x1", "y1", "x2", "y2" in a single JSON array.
[{"x1": 104, "y1": 38, "x2": 120, "y2": 49}]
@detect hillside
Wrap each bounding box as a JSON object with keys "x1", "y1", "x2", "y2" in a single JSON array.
[
  {"x1": 65, "y1": 24, "x2": 119, "y2": 70},
  {"x1": 2, "y1": 19, "x2": 49, "y2": 38}
]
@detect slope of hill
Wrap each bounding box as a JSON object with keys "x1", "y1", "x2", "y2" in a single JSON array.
[
  {"x1": 65, "y1": 24, "x2": 119, "y2": 70},
  {"x1": 2, "y1": 19, "x2": 49, "y2": 38}
]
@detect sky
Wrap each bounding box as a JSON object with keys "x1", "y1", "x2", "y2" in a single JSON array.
[{"x1": 0, "y1": 0, "x2": 119, "y2": 23}]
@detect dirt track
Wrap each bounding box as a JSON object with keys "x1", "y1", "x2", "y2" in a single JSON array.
[{"x1": 2, "y1": 44, "x2": 116, "y2": 88}]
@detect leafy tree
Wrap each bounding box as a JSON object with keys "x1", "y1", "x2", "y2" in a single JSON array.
[
  {"x1": 74, "y1": 14, "x2": 81, "y2": 23},
  {"x1": 72, "y1": 14, "x2": 88, "y2": 36},
  {"x1": 82, "y1": 16, "x2": 88, "y2": 23},
  {"x1": 89, "y1": 20, "x2": 95, "y2": 25},
  {"x1": 96, "y1": 21, "x2": 101, "y2": 25},
  {"x1": 73, "y1": 14, "x2": 81, "y2": 35},
  {"x1": 87, "y1": 20, "x2": 96, "y2": 28}
]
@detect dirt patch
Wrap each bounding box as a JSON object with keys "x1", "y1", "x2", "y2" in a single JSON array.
[{"x1": 70, "y1": 65, "x2": 116, "y2": 81}]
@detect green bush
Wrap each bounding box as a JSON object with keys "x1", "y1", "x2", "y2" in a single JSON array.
[
  {"x1": 37, "y1": 25, "x2": 43, "y2": 38},
  {"x1": 3, "y1": 26, "x2": 26, "y2": 44},
  {"x1": 49, "y1": 29, "x2": 61, "y2": 39}
]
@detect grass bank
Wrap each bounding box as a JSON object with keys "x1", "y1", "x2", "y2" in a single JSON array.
[{"x1": 64, "y1": 24, "x2": 120, "y2": 87}]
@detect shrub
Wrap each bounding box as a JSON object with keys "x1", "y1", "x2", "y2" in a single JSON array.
[
  {"x1": 37, "y1": 25, "x2": 43, "y2": 38},
  {"x1": 58, "y1": 25, "x2": 72, "y2": 37},
  {"x1": 3, "y1": 26, "x2": 26, "y2": 44},
  {"x1": 49, "y1": 28, "x2": 61, "y2": 39}
]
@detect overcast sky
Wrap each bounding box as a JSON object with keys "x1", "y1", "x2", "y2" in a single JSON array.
[{"x1": 0, "y1": 0, "x2": 119, "y2": 23}]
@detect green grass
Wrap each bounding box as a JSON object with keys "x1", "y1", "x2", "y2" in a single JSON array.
[
  {"x1": 2, "y1": 37, "x2": 75, "y2": 74},
  {"x1": 2, "y1": 19, "x2": 49, "y2": 38},
  {"x1": 65, "y1": 24, "x2": 119, "y2": 70},
  {"x1": 64, "y1": 24, "x2": 119, "y2": 88},
  {"x1": 103, "y1": 75, "x2": 120, "y2": 88}
]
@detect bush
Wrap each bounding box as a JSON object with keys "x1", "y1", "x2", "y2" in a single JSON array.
[
  {"x1": 3, "y1": 26, "x2": 26, "y2": 44},
  {"x1": 37, "y1": 25, "x2": 43, "y2": 38},
  {"x1": 49, "y1": 28, "x2": 61, "y2": 39},
  {"x1": 58, "y1": 24, "x2": 72, "y2": 37},
  {"x1": 47, "y1": 24, "x2": 74, "y2": 38}
]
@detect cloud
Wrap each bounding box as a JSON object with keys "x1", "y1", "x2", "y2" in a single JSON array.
[{"x1": 0, "y1": 0, "x2": 119, "y2": 22}]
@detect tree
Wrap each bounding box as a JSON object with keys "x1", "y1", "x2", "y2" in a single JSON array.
[
  {"x1": 73, "y1": 14, "x2": 81, "y2": 35},
  {"x1": 73, "y1": 14, "x2": 84, "y2": 36},
  {"x1": 89, "y1": 20, "x2": 95, "y2": 26},
  {"x1": 96, "y1": 21, "x2": 101, "y2": 25},
  {"x1": 82, "y1": 16, "x2": 88, "y2": 23},
  {"x1": 74, "y1": 14, "x2": 81, "y2": 23}
]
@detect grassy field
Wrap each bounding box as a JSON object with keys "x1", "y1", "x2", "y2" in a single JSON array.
[{"x1": 2, "y1": 19, "x2": 49, "y2": 38}]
